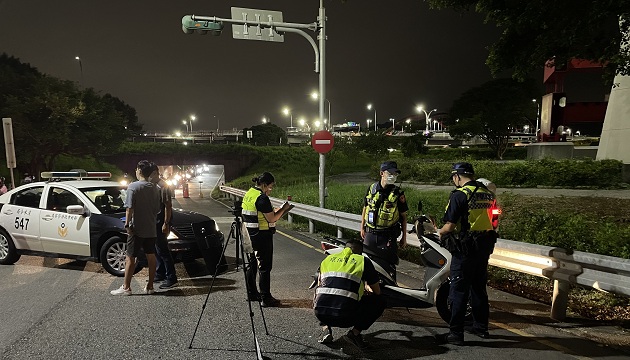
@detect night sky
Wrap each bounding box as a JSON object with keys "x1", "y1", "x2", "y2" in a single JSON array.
[{"x1": 0, "y1": 0, "x2": 501, "y2": 133}]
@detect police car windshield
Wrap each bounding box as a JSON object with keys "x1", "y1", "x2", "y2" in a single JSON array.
[{"x1": 81, "y1": 186, "x2": 127, "y2": 214}]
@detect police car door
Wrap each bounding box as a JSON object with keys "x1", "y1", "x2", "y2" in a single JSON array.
[
  {"x1": 39, "y1": 185, "x2": 91, "y2": 256},
  {"x1": 0, "y1": 185, "x2": 44, "y2": 251}
]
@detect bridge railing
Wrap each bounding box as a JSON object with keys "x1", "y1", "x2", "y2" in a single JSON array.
[{"x1": 220, "y1": 185, "x2": 630, "y2": 320}]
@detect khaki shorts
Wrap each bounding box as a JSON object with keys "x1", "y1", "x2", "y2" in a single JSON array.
[{"x1": 126, "y1": 234, "x2": 156, "y2": 257}]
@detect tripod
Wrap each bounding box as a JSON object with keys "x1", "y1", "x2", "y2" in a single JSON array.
[{"x1": 189, "y1": 200, "x2": 268, "y2": 360}]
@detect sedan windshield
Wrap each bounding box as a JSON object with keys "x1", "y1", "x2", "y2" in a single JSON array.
[{"x1": 81, "y1": 186, "x2": 128, "y2": 214}]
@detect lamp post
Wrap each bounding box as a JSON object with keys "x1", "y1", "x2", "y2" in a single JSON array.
[
  {"x1": 299, "y1": 118, "x2": 311, "y2": 133},
  {"x1": 189, "y1": 115, "x2": 196, "y2": 132},
  {"x1": 367, "y1": 103, "x2": 377, "y2": 131},
  {"x1": 74, "y1": 56, "x2": 83, "y2": 88},
  {"x1": 214, "y1": 115, "x2": 219, "y2": 132},
  {"x1": 416, "y1": 106, "x2": 437, "y2": 145},
  {"x1": 182, "y1": 120, "x2": 189, "y2": 133},
  {"x1": 366, "y1": 119, "x2": 372, "y2": 132},
  {"x1": 282, "y1": 107, "x2": 293, "y2": 128},
  {"x1": 532, "y1": 99, "x2": 540, "y2": 137},
  {"x1": 311, "y1": 92, "x2": 331, "y2": 129},
  {"x1": 405, "y1": 118, "x2": 411, "y2": 132},
  {"x1": 390, "y1": 118, "x2": 395, "y2": 131}
]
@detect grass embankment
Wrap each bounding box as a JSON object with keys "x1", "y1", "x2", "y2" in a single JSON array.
[{"x1": 232, "y1": 180, "x2": 630, "y2": 324}]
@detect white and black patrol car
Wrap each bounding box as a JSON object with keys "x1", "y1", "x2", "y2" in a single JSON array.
[{"x1": 0, "y1": 171, "x2": 226, "y2": 276}]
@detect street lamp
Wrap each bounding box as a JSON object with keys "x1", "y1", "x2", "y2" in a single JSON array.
[
  {"x1": 532, "y1": 99, "x2": 540, "y2": 136},
  {"x1": 390, "y1": 118, "x2": 395, "y2": 131},
  {"x1": 314, "y1": 120, "x2": 321, "y2": 130},
  {"x1": 367, "y1": 103, "x2": 377, "y2": 131},
  {"x1": 299, "y1": 118, "x2": 310, "y2": 133},
  {"x1": 282, "y1": 107, "x2": 293, "y2": 128},
  {"x1": 416, "y1": 106, "x2": 437, "y2": 145},
  {"x1": 405, "y1": 118, "x2": 411, "y2": 132},
  {"x1": 182, "y1": 120, "x2": 189, "y2": 132},
  {"x1": 190, "y1": 115, "x2": 196, "y2": 132},
  {"x1": 74, "y1": 56, "x2": 83, "y2": 88},
  {"x1": 366, "y1": 119, "x2": 372, "y2": 132},
  {"x1": 262, "y1": 116, "x2": 268, "y2": 124},
  {"x1": 311, "y1": 92, "x2": 331, "y2": 127}
]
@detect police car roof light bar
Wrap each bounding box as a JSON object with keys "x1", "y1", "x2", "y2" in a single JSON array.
[{"x1": 40, "y1": 171, "x2": 112, "y2": 180}]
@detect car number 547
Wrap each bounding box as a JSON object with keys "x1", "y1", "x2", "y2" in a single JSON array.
[{"x1": 15, "y1": 217, "x2": 29, "y2": 230}]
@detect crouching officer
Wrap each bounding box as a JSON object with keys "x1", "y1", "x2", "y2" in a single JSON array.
[
  {"x1": 313, "y1": 239, "x2": 385, "y2": 349},
  {"x1": 435, "y1": 162, "x2": 498, "y2": 345},
  {"x1": 360, "y1": 161, "x2": 408, "y2": 267}
]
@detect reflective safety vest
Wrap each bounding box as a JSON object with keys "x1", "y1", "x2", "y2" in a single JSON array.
[
  {"x1": 241, "y1": 187, "x2": 275, "y2": 234},
  {"x1": 448, "y1": 182, "x2": 495, "y2": 233},
  {"x1": 314, "y1": 247, "x2": 366, "y2": 316},
  {"x1": 363, "y1": 183, "x2": 402, "y2": 230}
]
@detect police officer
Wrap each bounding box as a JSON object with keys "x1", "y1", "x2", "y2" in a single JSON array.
[
  {"x1": 242, "y1": 172, "x2": 292, "y2": 307},
  {"x1": 360, "y1": 161, "x2": 408, "y2": 265},
  {"x1": 435, "y1": 162, "x2": 498, "y2": 345},
  {"x1": 313, "y1": 239, "x2": 385, "y2": 349}
]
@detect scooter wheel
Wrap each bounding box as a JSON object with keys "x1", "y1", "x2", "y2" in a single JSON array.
[
  {"x1": 435, "y1": 282, "x2": 473, "y2": 325},
  {"x1": 435, "y1": 282, "x2": 452, "y2": 323}
]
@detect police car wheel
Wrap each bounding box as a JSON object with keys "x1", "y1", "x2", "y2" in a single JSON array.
[
  {"x1": 435, "y1": 282, "x2": 473, "y2": 325},
  {"x1": 100, "y1": 236, "x2": 128, "y2": 277},
  {"x1": 0, "y1": 229, "x2": 21, "y2": 265}
]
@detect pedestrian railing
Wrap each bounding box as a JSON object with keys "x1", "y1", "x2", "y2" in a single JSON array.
[{"x1": 220, "y1": 186, "x2": 630, "y2": 320}]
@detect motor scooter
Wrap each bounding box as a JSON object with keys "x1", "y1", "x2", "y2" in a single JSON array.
[{"x1": 310, "y1": 201, "x2": 458, "y2": 324}]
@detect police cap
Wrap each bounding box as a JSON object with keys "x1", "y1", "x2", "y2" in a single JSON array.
[{"x1": 451, "y1": 162, "x2": 474, "y2": 175}]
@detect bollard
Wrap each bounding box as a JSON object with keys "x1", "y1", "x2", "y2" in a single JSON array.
[
  {"x1": 287, "y1": 195, "x2": 293, "y2": 223},
  {"x1": 183, "y1": 183, "x2": 190, "y2": 198},
  {"x1": 550, "y1": 279, "x2": 569, "y2": 321}
]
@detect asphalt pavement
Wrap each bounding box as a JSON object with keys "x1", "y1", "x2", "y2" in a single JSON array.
[{"x1": 0, "y1": 169, "x2": 628, "y2": 360}]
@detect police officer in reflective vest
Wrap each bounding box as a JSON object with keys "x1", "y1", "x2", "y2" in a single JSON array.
[
  {"x1": 314, "y1": 239, "x2": 385, "y2": 349},
  {"x1": 436, "y1": 162, "x2": 498, "y2": 345},
  {"x1": 242, "y1": 172, "x2": 292, "y2": 307},
  {"x1": 360, "y1": 161, "x2": 408, "y2": 264}
]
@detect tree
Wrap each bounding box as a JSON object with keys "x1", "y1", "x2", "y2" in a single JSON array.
[
  {"x1": 0, "y1": 54, "x2": 142, "y2": 176},
  {"x1": 427, "y1": 1, "x2": 630, "y2": 81},
  {"x1": 445, "y1": 78, "x2": 539, "y2": 159},
  {"x1": 354, "y1": 132, "x2": 392, "y2": 156},
  {"x1": 244, "y1": 123, "x2": 286, "y2": 146},
  {"x1": 401, "y1": 134, "x2": 428, "y2": 157}
]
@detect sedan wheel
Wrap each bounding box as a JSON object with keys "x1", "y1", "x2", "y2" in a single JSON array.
[
  {"x1": 0, "y1": 229, "x2": 21, "y2": 265},
  {"x1": 100, "y1": 236, "x2": 127, "y2": 276}
]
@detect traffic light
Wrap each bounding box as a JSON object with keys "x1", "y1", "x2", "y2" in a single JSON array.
[{"x1": 181, "y1": 15, "x2": 223, "y2": 36}]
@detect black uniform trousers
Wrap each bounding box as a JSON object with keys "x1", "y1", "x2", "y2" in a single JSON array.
[
  {"x1": 363, "y1": 227, "x2": 400, "y2": 266},
  {"x1": 315, "y1": 294, "x2": 386, "y2": 331},
  {"x1": 448, "y1": 236, "x2": 494, "y2": 336},
  {"x1": 245, "y1": 230, "x2": 274, "y2": 297}
]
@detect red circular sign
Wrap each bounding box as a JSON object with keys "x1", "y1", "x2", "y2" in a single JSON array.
[{"x1": 311, "y1": 130, "x2": 334, "y2": 154}]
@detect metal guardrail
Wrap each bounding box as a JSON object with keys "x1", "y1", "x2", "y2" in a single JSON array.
[{"x1": 220, "y1": 185, "x2": 630, "y2": 320}]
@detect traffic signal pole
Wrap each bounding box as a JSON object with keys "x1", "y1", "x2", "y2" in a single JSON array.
[
  {"x1": 183, "y1": 0, "x2": 328, "y2": 208},
  {"x1": 318, "y1": 1, "x2": 327, "y2": 208}
]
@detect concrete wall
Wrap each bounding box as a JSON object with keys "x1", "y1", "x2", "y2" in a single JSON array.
[{"x1": 527, "y1": 142, "x2": 575, "y2": 159}]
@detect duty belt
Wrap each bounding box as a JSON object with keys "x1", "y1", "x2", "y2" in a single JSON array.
[{"x1": 365, "y1": 227, "x2": 396, "y2": 234}]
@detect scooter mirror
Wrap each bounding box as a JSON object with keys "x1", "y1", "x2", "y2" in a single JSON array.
[{"x1": 417, "y1": 201, "x2": 423, "y2": 212}]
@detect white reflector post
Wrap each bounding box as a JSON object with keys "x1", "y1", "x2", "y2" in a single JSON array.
[
  {"x1": 2, "y1": 118, "x2": 16, "y2": 169},
  {"x1": 2, "y1": 118, "x2": 17, "y2": 189}
]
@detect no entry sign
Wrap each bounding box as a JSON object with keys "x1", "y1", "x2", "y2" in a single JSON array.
[{"x1": 311, "y1": 130, "x2": 334, "y2": 154}]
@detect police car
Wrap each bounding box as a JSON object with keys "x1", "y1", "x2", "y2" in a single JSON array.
[{"x1": 0, "y1": 171, "x2": 226, "y2": 276}]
